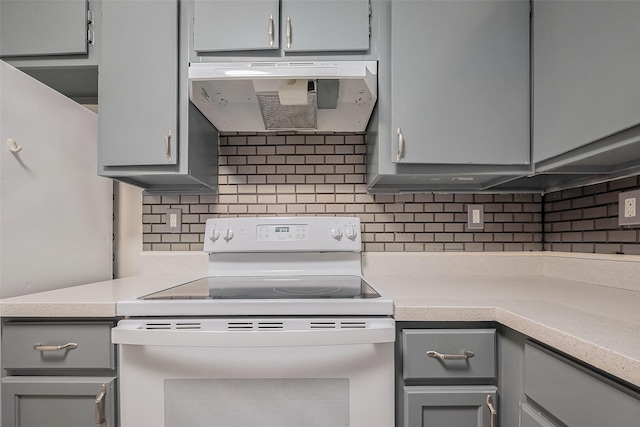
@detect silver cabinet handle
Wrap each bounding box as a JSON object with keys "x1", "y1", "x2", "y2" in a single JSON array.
[
  {"x1": 33, "y1": 342, "x2": 78, "y2": 351},
  {"x1": 165, "y1": 130, "x2": 172, "y2": 163},
  {"x1": 268, "y1": 15, "x2": 274, "y2": 47},
  {"x1": 396, "y1": 128, "x2": 404, "y2": 161},
  {"x1": 426, "y1": 350, "x2": 475, "y2": 360},
  {"x1": 95, "y1": 384, "x2": 106, "y2": 424},
  {"x1": 486, "y1": 395, "x2": 497, "y2": 427},
  {"x1": 286, "y1": 16, "x2": 292, "y2": 49}
]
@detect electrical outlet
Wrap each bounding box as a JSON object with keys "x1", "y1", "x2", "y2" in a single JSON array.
[
  {"x1": 467, "y1": 204, "x2": 484, "y2": 230},
  {"x1": 618, "y1": 190, "x2": 640, "y2": 226},
  {"x1": 166, "y1": 208, "x2": 182, "y2": 233},
  {"x1": 624, "y1": 198, "x2": 636, "y2": 218}
]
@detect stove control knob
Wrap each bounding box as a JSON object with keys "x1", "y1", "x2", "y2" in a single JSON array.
[
  {"x1": 331, "y1": 227, "x2": 343, "y2": 240},
  {"x1": 209, "y1": 228, "x2": 220, "y2": 242},
  {"x1": 345, "y1": 225, "x2": 358, "y2": 240},
  {"x1": 223, "y1": 228, "x2": 234, "y2": 242}
]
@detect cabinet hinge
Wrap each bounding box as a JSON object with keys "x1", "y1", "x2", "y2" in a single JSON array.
[
  {"x1": 368, "y1": 1, "x2": 372, "y2": 39},
  {"x1": 87, "y1": 9, "x2": 95, "y2": 45}
]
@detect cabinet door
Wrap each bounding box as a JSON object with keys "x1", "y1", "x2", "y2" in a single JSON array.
[
  {"x1": 532, "y1": 1, "x2": 640, "y2": 163},
  {"x1": 391, "y1": 0, "x2": 530, "y2": 165},
  {"x1": 404, "y1": 386, "x2": 497, "y2": 427},
  {"x1": 193, "y1": 0, "x2": 280, "y2": 52},
  {"x1": 524, "y1": 343, "x2": 640, "y2": 427},
  {"x1": 99, "y1": 0, "x2": 178, "y2": 166},
  {"x1": 0, "y1": 0, "x2": 88, "y2": 57},
  {"x1": 521, "y1": 403, "x2": 559, "y2": 427},
  {"x1": 1, "y1": 377, "x2": 116, "y2": 427},
  {"x1": 282, "y1": 0, "x2": 370, "y2": 52}
]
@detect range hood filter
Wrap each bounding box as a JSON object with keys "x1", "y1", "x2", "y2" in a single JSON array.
[{"x1": 256, "y1": 91, "x2": 317, "y2": 130}]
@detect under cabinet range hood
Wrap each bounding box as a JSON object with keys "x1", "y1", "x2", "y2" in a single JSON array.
[{"x1": 188, "y1": 61, "x2": 377, "y2": 132}]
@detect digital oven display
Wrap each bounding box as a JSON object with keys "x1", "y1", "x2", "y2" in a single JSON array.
[{"x1": 257, "y1": 224, "x2": 307, "y2": 241}]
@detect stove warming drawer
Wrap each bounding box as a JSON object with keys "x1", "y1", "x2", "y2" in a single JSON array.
[{"x1": 113, "y1": 318, "x2": 395, "y2": 427}]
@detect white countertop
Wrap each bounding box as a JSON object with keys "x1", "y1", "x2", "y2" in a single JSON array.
[{"x1": 1, "y1": 252, "x2": 639, "y2": 387}]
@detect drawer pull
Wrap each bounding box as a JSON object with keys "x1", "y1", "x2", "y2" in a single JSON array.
[
  {"x1": 95, "y1": 384, "x2": 106, "y2": 424},
  {"x1": 426, "y1": 350, "x2": 475, "y2": 360},
  {"x1": 33, "y1": 342, "x2": 78, "y2": 352},
  {"x1": 486, "y1": 394, "x2": 497, "y2": 427}
]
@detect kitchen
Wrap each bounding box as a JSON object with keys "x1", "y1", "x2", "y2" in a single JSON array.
[{"x1": 1, "y1": 1, "x2": 640, "y2": 426}]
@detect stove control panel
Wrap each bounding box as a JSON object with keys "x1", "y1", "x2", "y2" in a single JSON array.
[{"x1": 204, "y1": 217, "x2": 361, "y2": 252}]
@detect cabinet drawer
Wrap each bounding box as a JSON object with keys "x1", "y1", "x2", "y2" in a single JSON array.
[
  {"x1": 2, "y1": 322, "x2": 115, "y2": 371},
  {"x1": 402, "y1": 329, "x2": 496, "y2": 380},
  {"x1": 524, "y1": 342, "x2": 640, "y2": 427}
]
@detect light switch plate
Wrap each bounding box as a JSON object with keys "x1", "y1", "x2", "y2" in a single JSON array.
[
  {"x1": 467, "y1": 204, "x2": 484, "y2": 230},
  {"x1": 618, "y1": 190, "x2": 640, "y2": 226}
]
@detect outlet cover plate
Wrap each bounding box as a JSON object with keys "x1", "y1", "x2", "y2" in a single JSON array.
[
  {"x1": 467, "y1": 204, "x2": 484, "y2": 230},
  {"x1": 618, "y1": 190, "x2": 640, "y2": 226},
  {"x1": 166, "y1": 208, "x2": 182, "y2": 233}
]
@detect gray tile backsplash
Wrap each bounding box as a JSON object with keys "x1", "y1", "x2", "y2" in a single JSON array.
[
  {"x1": 141, "y1": 134, "x2": 639, "y2": 253},
  {"x1": 544, "y1": 176, "x2": 640, "y2": 254}
]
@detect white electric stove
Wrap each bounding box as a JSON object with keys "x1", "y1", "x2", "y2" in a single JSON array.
[{"x1": 112, "y1": 217, "x2": 395, "y2": 427}]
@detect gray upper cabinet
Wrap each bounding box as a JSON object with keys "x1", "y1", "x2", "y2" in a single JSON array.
[
  {"x1": 366, "y1": 0, "x2": 531, "y2": 193},
  {"x1": 194, "y1": 0, "x2": 280, "y2": 52},
  {"x1": 533, "y1": 0, "x2": 640, "y2": 164},
  {"x1": 99, "y1": 0, "x2": 178, "y2": 167},
  {"x1": 391, "y1": 0, "x2": 529, "y2": 166},
  {"x1": 99, "y1": 0, "x2": 218, "y2": 193},
  {"x1": 0, "y1": 0, "x2": 88, "y2": 57},
  {"x1": 0, "y1": 0, "x2": 99, "y2": 102},
  {"x1": 193, "y1": 0, "x2": 370, "y2": 54},
  {"x1": 280, "y1": 0, "x2": 370, "y2": 52}
]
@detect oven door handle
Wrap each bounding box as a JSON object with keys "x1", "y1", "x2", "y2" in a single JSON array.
[{"x1": 112, "y1": 319, "x2": 395, "y2": 347}]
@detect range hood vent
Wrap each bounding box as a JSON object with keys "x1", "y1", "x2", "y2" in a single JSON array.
[{"x1": 188, "y1": 61, "x2": 377, "y2": 132}]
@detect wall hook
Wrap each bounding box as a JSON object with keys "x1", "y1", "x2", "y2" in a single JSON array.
[{"x1": 6, "y1": 138, "x2": 22, "y2": 153}]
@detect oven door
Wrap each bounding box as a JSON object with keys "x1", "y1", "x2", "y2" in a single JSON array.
[{"x1": 112, "y1": 317, "x2": 395, "y2": 427}]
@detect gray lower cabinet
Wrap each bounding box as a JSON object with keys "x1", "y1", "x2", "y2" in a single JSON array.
[
  {"x1": 192, "y1": 0, "x2": 369, "y2": 55},
  {"x1": 404, "y1": 386, "x2": 497, "y2": 427},
  {"x1": 2, "y1": 377, "x2": 117, "y2": 427},
  {"x1": 98, "y1": 0, "x2": 218, "y2": 193},
  {"x1": 524, "y1": 342, "x2": 640, "y2": 427},
  {"x1": 520, "y1": 403, "x2": 558, "y2": 427},
  {"x1": 367, "y1": 0, "x2": 532, "y2": 193},
  {"x1": 1, "y1": 320, "x2": 118, "y2": 427},
  {"x1": 398, "y1": 326, "x2": 498, "y2": 427}
]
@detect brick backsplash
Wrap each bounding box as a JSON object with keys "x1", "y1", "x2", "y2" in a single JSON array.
[
  {"x1": 544, "y1": 176, "x2": 640, "y2": 255},
  {"x1": 142, "y1": 134, "x2": 543, "y2": 252}
]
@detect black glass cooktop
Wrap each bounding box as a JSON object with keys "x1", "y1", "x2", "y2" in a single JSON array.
[{"x1": 140, "y1": 275, "x2": 381, "y2": 300}]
